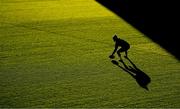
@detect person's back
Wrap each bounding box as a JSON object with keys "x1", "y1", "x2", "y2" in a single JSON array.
[{"x1": 116, "y1": 38, "x2": 130, "y2": 48}]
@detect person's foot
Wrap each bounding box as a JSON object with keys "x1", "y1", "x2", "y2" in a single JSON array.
[{"x1": 119, "y1": 59, "x2": 123, "y2": 62}]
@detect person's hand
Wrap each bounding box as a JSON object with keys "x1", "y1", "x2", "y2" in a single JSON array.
[{"x1": 109, "y1": 55, "x2": 115, "y2": 59}]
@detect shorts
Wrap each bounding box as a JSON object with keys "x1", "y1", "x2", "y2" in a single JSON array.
[{"x1": 117, "y1": 45, "x2": 130, "y2": 53}]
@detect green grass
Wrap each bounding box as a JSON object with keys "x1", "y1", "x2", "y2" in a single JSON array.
[{"x1": 0, "y1": 0, "x2": 180, "y2": 108}]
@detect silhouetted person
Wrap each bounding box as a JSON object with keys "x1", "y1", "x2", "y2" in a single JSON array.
[{"x1": 109, "y1": 35, "x2": 130, "y2": 61}]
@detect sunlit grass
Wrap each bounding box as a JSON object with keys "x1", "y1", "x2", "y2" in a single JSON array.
[
  {"x1": 0, "y1": 0, "x2": 114, "y2": 22},
  {"x1": 0, "y1": 0, "x2": 179, "y2": 108}
]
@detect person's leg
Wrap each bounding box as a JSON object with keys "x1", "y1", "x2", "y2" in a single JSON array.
[
  {"x1": 117, "y1": 49, "x2": 123, "y2": 61},
  {"x1": 124, "y1": 46, "x2": 130, "y2": 58},
  {"x1": 125, "y1": 50, "x2": 128, "y2": 58}
]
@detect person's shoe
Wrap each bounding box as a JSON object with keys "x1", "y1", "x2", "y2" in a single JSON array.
[
  {"x1": 119, "y1": 59, "x2": 123, "y2": 62},
  {"x1": 124, "y1": 56, "x2": 128, "y2": 58}
]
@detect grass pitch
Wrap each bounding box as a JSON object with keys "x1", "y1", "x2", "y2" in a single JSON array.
[{"x1": 0, "y1": 0, "x2": 180, "y2": 108}]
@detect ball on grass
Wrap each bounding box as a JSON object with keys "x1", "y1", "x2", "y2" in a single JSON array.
[{"x1": 109, "y1": 55, "x2": 115, "y2": 59}]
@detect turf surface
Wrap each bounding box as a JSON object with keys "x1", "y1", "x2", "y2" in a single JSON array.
[{"x1": 0, "y1": 0, "x2": 180, "y2": 108}]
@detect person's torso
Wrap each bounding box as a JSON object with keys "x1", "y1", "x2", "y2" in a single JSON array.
[{"x1": 116, "y1": 38, "x2": 130, "y2": 47}]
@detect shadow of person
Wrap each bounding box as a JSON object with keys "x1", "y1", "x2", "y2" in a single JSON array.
[{"x1": 111, "y1": 57, "x2": 151, "y2": 91}]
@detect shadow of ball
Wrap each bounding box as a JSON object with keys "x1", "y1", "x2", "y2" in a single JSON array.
[{"x1": 111, "y1": 60, "x2": 119, "y2": 65}]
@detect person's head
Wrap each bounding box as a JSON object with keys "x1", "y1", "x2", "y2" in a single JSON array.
[{"x1": 113, "y1": 35, "x2": 118, "y2": 41}]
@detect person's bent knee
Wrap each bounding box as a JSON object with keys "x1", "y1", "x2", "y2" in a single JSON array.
[{"x1": 117, "y1": 50, "x2": 121, "y2": 54}]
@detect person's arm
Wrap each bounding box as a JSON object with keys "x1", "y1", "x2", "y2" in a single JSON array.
[{"x1": 111, "y1": 43, "x2": 118, "y2": 55}]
